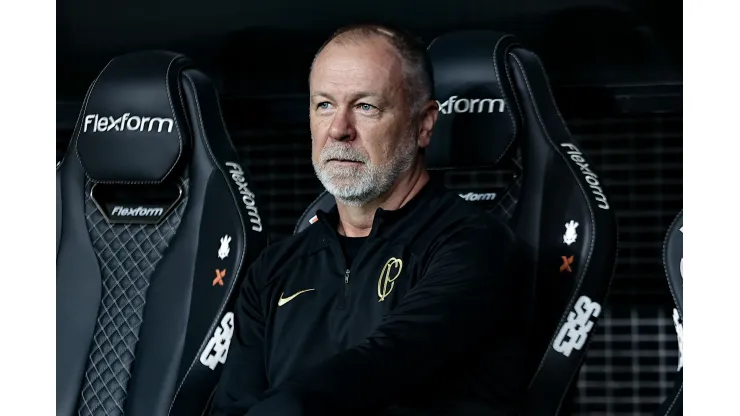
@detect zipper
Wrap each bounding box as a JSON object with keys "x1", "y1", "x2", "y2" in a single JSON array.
[
  {"x1": 343, "y1": 268, "x2": 351, "y2": 304},
  {"x1": 335, "y1": 241, "x2": 351, "y2": 310},
  {"x1": 326, "y1": 225, "x2": 353, "y2": 310},
  {"x1": 318, "y1": 212, "x2": 376, "y2": 310}
]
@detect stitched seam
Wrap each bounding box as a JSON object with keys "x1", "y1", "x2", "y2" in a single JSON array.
[
  {"x1": 168, "y1": 73, "x2": 249, "y2": 415},
  {"x1": 534, "y1": 45, "x2": 622, "y2": 409},
  {"x1": 73, "y1": 55, "x2": 185, "y2": 185},
  {"x1": 496, "y1": 46, "x2": 523, "y2": 164},
  {"x1": 157, "y1": 55, "x2": 185, "y2": 184},
  {"x1": 664, "y1": 383, "x2": 682, "y2": 415},
  {"x1": 293, "y1": 190, "x2": 329, "y2": 234},
  {"x1": 493, "y1": 35, "x2": 517, "y2": 135},
  {"x1": 491, "y1": 35, "x2": 519, "y2": 165},
  {"x1": 510, "y1": 54, "x2": 600, "y2": 399},
  {"x1": 96, "y1": 55, "x2": 181, "y2": 185},
  {"x1": 74, "y1": 59, "x2": 115, "y2": 176},
  {"x1": 662, "y1": 210, "x2": 683, "y2": 313},
  {"x1": 515, "y1": 52, "x2": 598, "y2": 404},
  {"x1": 519, "y1": 50, "x2": 598, "y2": 348},
  {"x1": 198, "y1": 387, "x2": 217, "y2": 416},
  {"x1": 213, "y1": 90, "x2": 240, "y2": 157},
  {"x1": 551, "y1": 231, "x2": 620, "y2": 413},
  {"x1": 530, "y1": 51, "x2": 608, "y2": 413}
]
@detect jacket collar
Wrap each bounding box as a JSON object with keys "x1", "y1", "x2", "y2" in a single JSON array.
[{"x1": 316, "y1": 176, "x2": 443, "y2": 239}]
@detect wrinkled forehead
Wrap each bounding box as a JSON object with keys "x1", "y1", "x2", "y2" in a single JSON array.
[{"x1": 310, "y1": 37, "x2": 405, "y2": 96}]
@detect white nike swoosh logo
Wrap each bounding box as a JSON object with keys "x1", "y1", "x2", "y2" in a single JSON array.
[{"x1": 278, "y1": 289, "x2": 315, "y2": 306}]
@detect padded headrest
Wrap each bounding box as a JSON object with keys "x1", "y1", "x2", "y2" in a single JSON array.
[
  {"x1": 427, "y1": 31, "x2": 522, "y2": 169},
  {"x1": 74, "y1": 51, "x2": 192, "y2": 184}
]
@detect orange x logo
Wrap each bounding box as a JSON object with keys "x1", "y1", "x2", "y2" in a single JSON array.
[
  {"x1": 560, "y1": 256, "x2": 574, "y2": 273},
  {"x1": 213, "y1": 269, "x2": 226, "y2": 286}
]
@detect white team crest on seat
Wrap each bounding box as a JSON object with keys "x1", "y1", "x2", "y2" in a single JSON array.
[
  {"x1": 563, "y1": 220, "x2": 579, "y2": 246},
  {"x1": 218, "y1": 235, "x2": 231, "y2": 260},
  {"x1": 200, "y1": 312, "x2": 235, "y2": 370},
  {"x1": 553, "y1": 295, "x2": 601, "y2": 357}
]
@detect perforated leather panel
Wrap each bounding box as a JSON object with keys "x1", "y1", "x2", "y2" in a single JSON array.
[{"x1": 76, "y1": 178, "x2": 189, "y2": 416}]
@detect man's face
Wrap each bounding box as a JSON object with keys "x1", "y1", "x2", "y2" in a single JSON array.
[{"x1": 309, "y1": 36, "x2": 419, "y2": 206}]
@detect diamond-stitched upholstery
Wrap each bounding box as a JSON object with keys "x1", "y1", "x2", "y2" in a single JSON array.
[
  {"x1": 57, "y1": 51, "x2": 269, "y2": 416},
  {"x1": 438, "y1": 151, "x2": 522, "y2": 221},
  {"x1": 77, "y1": 178, "x2": 189, "y2": 416},
  {"x1": 490, "y1": 153, "x2": 522, "y2": 222}
]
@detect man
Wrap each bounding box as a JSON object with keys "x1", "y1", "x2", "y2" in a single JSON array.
[{"x1": 210, "y1": 24, "x2": 533, "y2": 416}]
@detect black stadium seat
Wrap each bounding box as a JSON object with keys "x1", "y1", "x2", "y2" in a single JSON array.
[
  {"x1": 56, "y1": 51, "x2": 268, "y2": 416},
  {"x1": 295, "y1": 31, "x2": 618, "y2": 414},
  {"x1": 655, "y1": 210, "x2": 683, "y2": 415}
]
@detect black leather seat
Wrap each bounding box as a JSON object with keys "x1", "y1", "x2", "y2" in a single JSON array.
[
  {"x1": 655, "y1": 210, "x2": 683, "y2": 415},
  {"x1": 295, "y1": 31, "x2": 618, "y2": 415},
  {"x1": 56, "y1": 51, "x2": 268, "y2": 416}
]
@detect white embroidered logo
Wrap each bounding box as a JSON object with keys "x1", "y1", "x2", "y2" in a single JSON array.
[
  {"x1": 553, "y1": 295, "x2": 601, "y2": 357},
  {"x1": 563, "y1": 220, "x2": 579, "y2": 246},
  {"x1": 200, "y1": 312, "x2": 235, "y2": 370},
  {"x1": 218, "y1": 235, "x2": 232, "y2": 260},
  {"x1": 83, "y1": 113, "x2": 174, "y2": 133}
]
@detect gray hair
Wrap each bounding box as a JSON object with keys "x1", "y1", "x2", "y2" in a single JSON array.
[{"x1": 310, "y1": 23, "x2": 435, "y2": 117}]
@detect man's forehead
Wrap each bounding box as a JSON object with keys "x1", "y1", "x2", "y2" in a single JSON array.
[
  {"x1": 311, "y1": 38, "x2": 403, "y2": 87},
  {"x1": 320, "y1": 34, "x2": 400, "y2": 61}
]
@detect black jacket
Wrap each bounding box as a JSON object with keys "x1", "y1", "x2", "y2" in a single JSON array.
[{"x1": 210, "y1": 179, "x2": 533, "y2": 416}]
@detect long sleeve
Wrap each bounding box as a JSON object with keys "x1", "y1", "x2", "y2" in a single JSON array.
[
  {"x1": 209, "y1": 256, "x2": 269, "y2": 416},
  {"x1": 258, "y1": 222, "x2": 522, "y2": 415}
]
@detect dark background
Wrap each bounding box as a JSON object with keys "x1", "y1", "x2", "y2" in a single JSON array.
[{"x1": 57, "y1": 1, "x2": 682, "y2": 414}]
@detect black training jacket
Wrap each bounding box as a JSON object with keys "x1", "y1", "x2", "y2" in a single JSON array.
[{"x1": 210, "y1": 179, "x2": 534, "y2": 416}]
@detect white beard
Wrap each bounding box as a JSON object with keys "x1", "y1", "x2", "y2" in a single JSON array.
[{"x1": 313, "y1": 134, "x2": 417, "y2": 206}]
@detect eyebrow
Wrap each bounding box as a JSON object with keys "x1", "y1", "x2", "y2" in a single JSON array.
[{"x1": 311, "y1": 91, "x2": 382, "y2": 102}]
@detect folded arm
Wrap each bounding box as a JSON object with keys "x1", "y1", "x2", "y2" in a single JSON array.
[{"x1": 263, "y1": 223, "x2": 521, "y2": 414}]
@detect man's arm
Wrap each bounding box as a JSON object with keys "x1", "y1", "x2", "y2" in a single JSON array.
[
  {"x1": 209, "y1": 256, "x2": 269, "y2": 416},
  {"x1": 261, "y1": 222, "x2": 524, "y2": 413}
]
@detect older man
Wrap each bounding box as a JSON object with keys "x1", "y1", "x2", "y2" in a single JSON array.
[{"x1": 210, "y1": 24, "x2": 532, "y2": 416}]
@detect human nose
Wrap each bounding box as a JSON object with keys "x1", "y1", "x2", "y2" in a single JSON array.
[{"x1": 327, "y1": 107, "x2": 356, "y2": 142}]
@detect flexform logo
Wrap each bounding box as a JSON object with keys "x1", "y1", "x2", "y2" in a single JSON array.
[
  {"x1": 100, "y1": 203, "x2": 171, "y2": 225},
  {"x1": 83, "y1": 113, "x2": 174, "y2": 133},
  {"x1": 561, "y1": 143, "x2": 610, "y2": 210},
  {"x1": 459, "y1": 192, "x2": 497, "y2": 202},
  {"x1": 437, "y1": 96, "x2": 505, "y2": 115},
  {"x1": 111, "y1": 205, "x2": 164, "y2": 217},
  {"x1": 226, "y1": 162, "x2": 264, "y2": 233}
]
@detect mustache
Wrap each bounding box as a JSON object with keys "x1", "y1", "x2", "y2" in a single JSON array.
[{"x1": 320, "y1": 145, "x2": 369, "y2": 164}]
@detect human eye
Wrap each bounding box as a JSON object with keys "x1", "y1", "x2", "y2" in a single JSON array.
[
  {"x1": 356, "y1": 103, "x2": 378, "y2": 113},
  {"x1": 315, "y1": 102, "x2": 336, "y2": 114}
]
